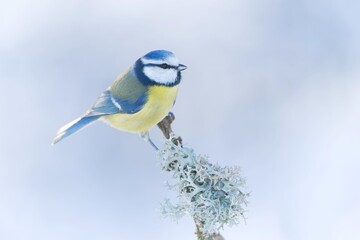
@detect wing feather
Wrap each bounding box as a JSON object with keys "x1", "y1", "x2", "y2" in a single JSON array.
[
  {"x1": 87, "y1": 69, "x2": 148, "y2": 116},
  {"x1": 52, "y1": 68, "x2": 148, "y2": 144}
]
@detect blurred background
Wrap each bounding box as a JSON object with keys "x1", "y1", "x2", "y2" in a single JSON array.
[{"x1": 1, "y1": 0, "x2": 359, "y2": 239}]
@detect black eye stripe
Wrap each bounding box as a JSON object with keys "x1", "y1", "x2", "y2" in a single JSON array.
[
  {"x1": 160, "y1": 63, "x2": 170, "y2": 69},
  {"x1": 144, "y1": 63, "x2": 177, "y2": 69}
]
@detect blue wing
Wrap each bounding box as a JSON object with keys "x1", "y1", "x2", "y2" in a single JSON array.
[
  {"x1": 86, "y1": 89, "x2": 147, "y2": 116},
  {"x1": 53, "y1": 89, "x2": 147, "y2": 144}
]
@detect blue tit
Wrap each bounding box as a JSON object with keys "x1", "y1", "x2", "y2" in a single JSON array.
[{"x1": 53, "y1": 50, "x2": 187, "y2": 149}]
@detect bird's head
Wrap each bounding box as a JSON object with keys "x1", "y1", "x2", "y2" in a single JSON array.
[{"x1": 134, "y1": 50, "x2": 187, "y2": 86}]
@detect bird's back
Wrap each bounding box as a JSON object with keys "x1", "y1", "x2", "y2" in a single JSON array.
[{"x1": 110, "y1": 67, "x2": 148, "y2": 105}]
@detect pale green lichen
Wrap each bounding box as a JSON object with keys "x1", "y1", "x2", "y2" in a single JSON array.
[{"x1": 157, "y1": 139, "x2": 249, "y2": 237}]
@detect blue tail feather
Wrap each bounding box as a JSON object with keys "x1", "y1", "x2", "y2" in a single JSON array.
[{"x1": 52, "y1": 115, "x2": 99, "y2": 144}]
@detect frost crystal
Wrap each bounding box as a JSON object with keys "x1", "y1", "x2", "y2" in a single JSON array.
[{"x1": 157, "y1": 139, "x2": 248, "y2": 237}]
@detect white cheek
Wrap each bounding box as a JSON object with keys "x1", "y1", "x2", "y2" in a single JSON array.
[{"x1": 143, "y1": 67, "x2": 177, "y2": 85}]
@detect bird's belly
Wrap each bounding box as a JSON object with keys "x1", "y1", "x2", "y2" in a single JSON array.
[{"x1": 102, "y1": 85, "x2": 179, "y2": 133}]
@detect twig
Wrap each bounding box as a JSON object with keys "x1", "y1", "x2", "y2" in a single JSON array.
[{"x1": 157, "y1": 112, "x2": 182, "y2": 146}]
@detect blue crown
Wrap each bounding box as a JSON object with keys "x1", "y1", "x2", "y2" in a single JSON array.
[{"x1": 143, "y1": 50, "x2": 174, "y2": 60}]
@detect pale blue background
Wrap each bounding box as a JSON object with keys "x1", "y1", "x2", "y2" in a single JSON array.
[{"x1": 1, "y1": 0, "x2": 359, "y2": 239}]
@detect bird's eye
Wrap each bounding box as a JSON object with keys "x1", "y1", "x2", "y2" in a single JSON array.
[{"x1": 160, "y1": 63, "x2": 170, "y2": 69}]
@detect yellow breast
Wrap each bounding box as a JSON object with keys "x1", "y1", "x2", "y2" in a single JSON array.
[{"x1": 102, "y1": 85, "x2": 179, "y2": 133}]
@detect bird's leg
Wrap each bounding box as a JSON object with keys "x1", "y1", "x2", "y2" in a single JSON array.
[{"x1": 140, "y1": 131, "x2": 159, "y2": 151}]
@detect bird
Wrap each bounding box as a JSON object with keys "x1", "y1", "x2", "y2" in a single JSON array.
[{"x1": 52, "y1": 50, "x2": 187, "y2": 150}]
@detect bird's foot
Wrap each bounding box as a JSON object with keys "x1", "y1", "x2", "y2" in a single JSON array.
[{"x1": 140, "y1": 131, "x2": 159, "y2": 151}]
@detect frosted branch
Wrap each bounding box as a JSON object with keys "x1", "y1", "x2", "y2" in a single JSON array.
[{"x1": 156, "y1": 113, "x2": 249, "y2": 240}]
